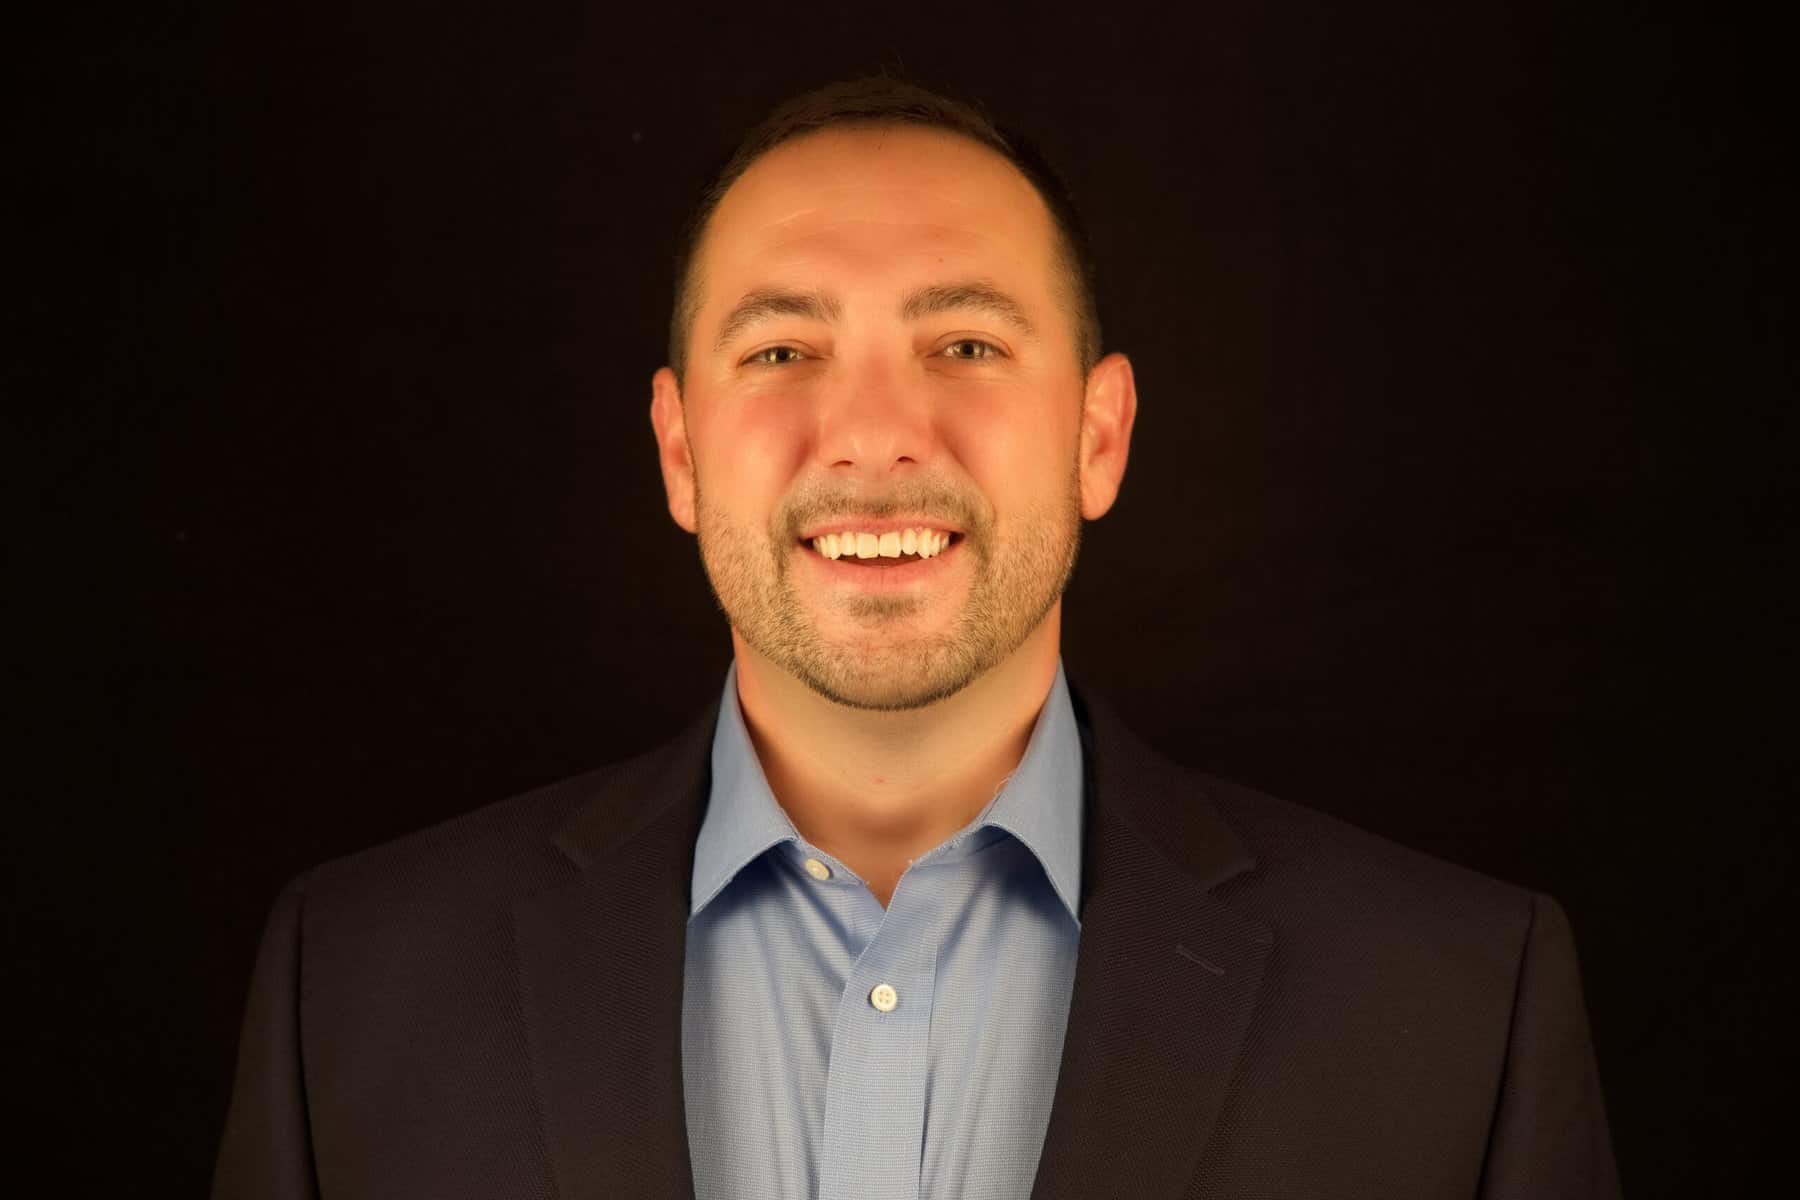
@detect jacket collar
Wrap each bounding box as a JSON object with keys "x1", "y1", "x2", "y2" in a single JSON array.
[
  {"x1": 516, "y1": 668, "x2": 1270, "y2": 1200},
  {"x1": 1027, "y1": 678, "x2": 1272, "y2": 1199}
]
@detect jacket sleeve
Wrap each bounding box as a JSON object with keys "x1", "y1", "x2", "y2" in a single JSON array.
[
  {"x1": 213, "y1": 874, "x2": 320, "y2": 1200},
  {"x1": 1477, "y1": 891, "x2": 1622, "y2": 1199}
]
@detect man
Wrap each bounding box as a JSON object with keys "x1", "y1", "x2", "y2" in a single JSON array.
[{"x1": 214, "y1": 78, "x2": 1620, "y2": 1199}]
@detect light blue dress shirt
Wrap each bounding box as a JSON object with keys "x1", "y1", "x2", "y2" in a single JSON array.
[{"x1": 682, "y1": 659, "x2": 1085, "y2": 1200}]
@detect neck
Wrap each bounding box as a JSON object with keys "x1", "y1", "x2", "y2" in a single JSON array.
[{"x1": 730, "y1": 605, "x2": 1062, "y2": 906}]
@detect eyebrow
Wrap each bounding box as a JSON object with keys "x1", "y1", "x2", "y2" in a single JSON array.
[
  {"x1": 711, "y1": 279, "x2": 1038, "y2": 352},
  {"x1": 898, "y1": 281, "x2": 1038, "y2": 339},
  {"x1": 712, "y1": 288, "x2": 843, "y2": 353}
]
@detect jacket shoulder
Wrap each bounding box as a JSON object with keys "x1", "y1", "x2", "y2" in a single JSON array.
[
  {"x1": 1068, "y1": 675, "x2": 1542, "y2": 946},
  {"x1": 1197, "y1": 771, "x2": 1540, "y2": 954},
  {"x1": 292, "y1": 713, "x2": 702, "y2": 935},
  {"x1": 263, "y1": 688, "x2": 720, "y2": 958},
  {"x1": 273, "y1": 764, "x2": 606, "y2": 953}
]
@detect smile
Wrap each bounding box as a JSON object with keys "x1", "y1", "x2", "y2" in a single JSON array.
[
  {"x1": 806, "y1": 527, "x2": 956, "y2": 562},
  {"x1": 794, "y1": 529, "x2": 965, "y2": 586}
]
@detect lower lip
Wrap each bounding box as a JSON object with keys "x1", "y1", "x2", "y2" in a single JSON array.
[{"x1": 794, "y1": 536, "x2": 964, "y2": 591}]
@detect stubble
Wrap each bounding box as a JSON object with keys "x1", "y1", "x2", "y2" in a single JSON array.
[{"x1": 692, "y1": 463, "x2": 1082, "y2": 711}]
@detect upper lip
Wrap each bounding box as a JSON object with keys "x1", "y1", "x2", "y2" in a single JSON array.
[{"x1": 796, "y1": 516, "x2": 964, "y2": 540}]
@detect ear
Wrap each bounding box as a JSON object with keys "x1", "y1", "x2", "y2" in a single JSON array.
[
  {"x1": 649, "y1": 366, "x2": 698, "y2": 533},
  {"x1": 1077, "y1": 352, "x2": 1138, "y2": 520}
]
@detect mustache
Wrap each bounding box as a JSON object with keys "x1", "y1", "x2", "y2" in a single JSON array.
[{"x1": 780, "y1": 482, "x2": 982, "y2": 536}]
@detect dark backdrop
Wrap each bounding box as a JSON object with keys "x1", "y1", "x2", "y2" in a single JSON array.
[{"x1": 14, "y1": 2, "x2": 1791, "y2": 1194}]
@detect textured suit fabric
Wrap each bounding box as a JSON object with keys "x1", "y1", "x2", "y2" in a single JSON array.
[{"x1": 213, "y1": 675, "x2": 1621, "y2": 1199}]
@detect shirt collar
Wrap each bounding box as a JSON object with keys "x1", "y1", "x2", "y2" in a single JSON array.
[{"x1": 689, "y1": 659, "x2": 1085, "y2": 927}]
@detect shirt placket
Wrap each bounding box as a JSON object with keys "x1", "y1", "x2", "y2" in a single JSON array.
[{"x1": 816, "y1": 868, "x2": 942, "y2": 1200}]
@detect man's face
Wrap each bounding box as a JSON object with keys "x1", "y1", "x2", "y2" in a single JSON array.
[{"x1": 653, "y1": 127, "x2": 1114, "y2": 711}]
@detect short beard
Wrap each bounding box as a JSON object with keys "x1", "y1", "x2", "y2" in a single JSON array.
[{"x1": 692, "y1": 463, "x2": 1082, "y2": 711}]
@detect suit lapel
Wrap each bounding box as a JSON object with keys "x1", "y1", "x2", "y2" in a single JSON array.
[
  {"x1": 513, "y1": 697, "x2": 718, "y2": 1200},
  {"x1": 1029, "y1": 684, "x2": 1274, "y2": 1200},
  {"x1": 511, "y1": 678, "x2": 1269, "y2": 1200}
]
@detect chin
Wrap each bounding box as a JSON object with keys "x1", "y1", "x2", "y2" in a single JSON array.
[
  {"x1": 785, "y1": 639, "x2": 986, "y2": 713},
  {"x1": 804, "y1": 671, "x2": 980, "y2": 713}
]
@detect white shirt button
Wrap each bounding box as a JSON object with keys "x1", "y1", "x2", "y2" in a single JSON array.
[
  {"x1": 869, "y1": 983, "x2": 899, "y2": 1013},
  {"x1": 803, "y1": 857, "x2": 831, "y2": 881}
]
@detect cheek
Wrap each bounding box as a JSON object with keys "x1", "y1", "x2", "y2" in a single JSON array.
[
  {"x1": 939, "y1": 395, "x2": 1078, "y2": 506},
  {"x1": 695, "y1": 400, "x2": 811, "y2": 516}
]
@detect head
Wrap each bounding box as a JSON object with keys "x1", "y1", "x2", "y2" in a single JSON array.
[
  {"x1": 649, "y1": 77, "x2": 1137, "y2": 711},
  {"x1": 667, "y1": 80, "x2": 1104, "y2": 386}
]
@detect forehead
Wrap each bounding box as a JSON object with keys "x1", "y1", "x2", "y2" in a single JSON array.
[{"x1": 695, "y1": 126, "x2": 1060, "y2": 307}]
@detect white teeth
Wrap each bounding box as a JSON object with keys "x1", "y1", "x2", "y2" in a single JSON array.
[{"x1": 809, "y1": 526, "x2": 955, "y2": 560}]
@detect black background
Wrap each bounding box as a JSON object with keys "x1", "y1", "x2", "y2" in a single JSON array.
[{"x1": 14, "y1": 2, "x2": 1792, "y2": 1194}]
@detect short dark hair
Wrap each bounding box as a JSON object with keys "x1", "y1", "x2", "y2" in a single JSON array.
[{"x1": 667, "y1": 76, "x2": 1103, "y2": 384}]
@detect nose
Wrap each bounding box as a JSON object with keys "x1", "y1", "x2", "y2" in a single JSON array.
[{"x1": 813, "y1": 357, "x2": 936, "y2": 479}]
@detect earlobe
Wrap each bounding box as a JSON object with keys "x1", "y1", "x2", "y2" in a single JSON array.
[
  {"x1": 1077, "y1": 352, "x2": 1138, "y2": 521},
  {"x1": 649, "y1": 366, "x2": 699, "y2": 533}
]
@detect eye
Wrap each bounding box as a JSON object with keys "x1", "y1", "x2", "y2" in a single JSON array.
[
  {"x1": 744, "y1": 345, "x2": 808, "y2": 366},
  {"x1": 941, "y1": 338, "x2": 1003, "y2": 361}
]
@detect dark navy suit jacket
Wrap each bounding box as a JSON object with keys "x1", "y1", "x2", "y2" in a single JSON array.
[{"x1": 214, "y1": 678, "x2": 1621, "y2": 1198}]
